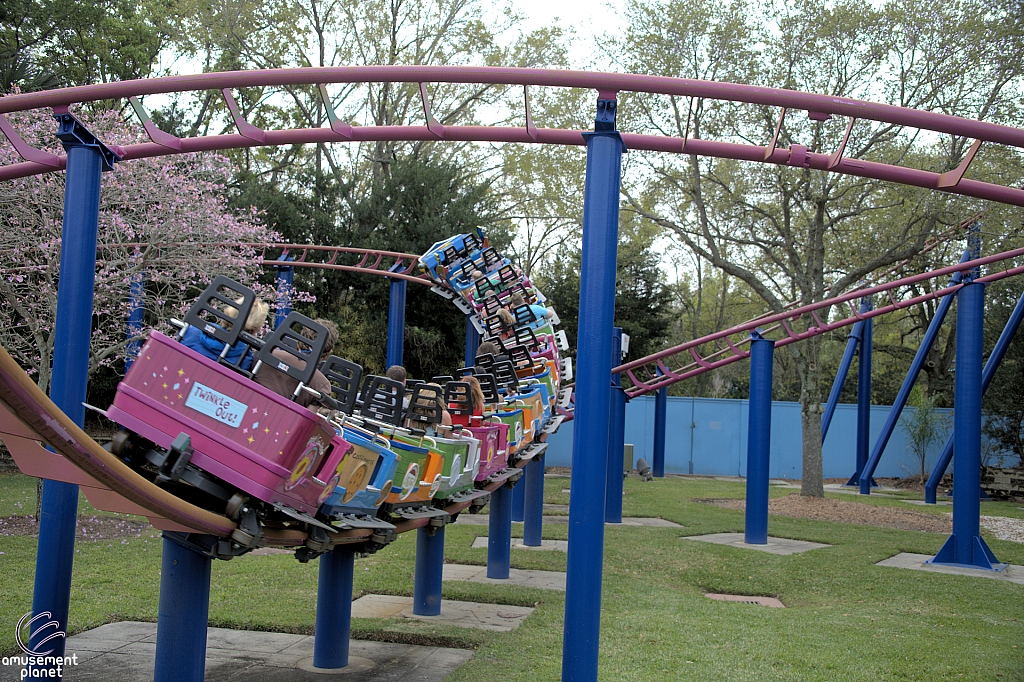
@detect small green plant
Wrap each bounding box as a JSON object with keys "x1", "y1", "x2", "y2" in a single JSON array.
[{"x1": 900, "y1": 386, "x2": 949, "y2": 482}]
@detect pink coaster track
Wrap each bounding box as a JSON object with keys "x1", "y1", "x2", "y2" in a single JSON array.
[
  {"x1": 1, "y1": 67, "x2": 1023, "y2": 208},
  {"x1": 618, "y1": 247, "x2": 1024, "y2": 397}
]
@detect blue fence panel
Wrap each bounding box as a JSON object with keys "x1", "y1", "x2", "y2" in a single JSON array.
[{"x1": 547, "y1": 395, "x2": 957, "y2": 480}]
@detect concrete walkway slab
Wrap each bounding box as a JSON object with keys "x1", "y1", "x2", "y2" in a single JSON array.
[
  {"x1": 901, "y1": 499, "x2": 951, "y2": 506},
  {"x1": 351, "y1": 594, "x2": 533, "y2": 632},
  {"x1": 442, "y1": 563, "x2": 566, "y2": 591},
  {"x1": 543, "y1": 504, "x2": 569, "y2": 513},
  {"x1": 453, "y1": 514, "x2": 681, "y2": 528},
  {"x1": 470, "y1": 536, "x2": 568, "y2": 552},
  {"x1": 876, "y1": 553, "x2": 1024, "y2": 584},
  {"x1": 682, "y1": 532, "x2": 831, "y2": 555},
  {"x1": 47, "y1": 621, "x2": 472, "y2": 681}
]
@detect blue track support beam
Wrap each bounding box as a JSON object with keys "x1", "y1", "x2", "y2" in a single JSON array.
[
  {"x1": 387, "y1": 277, "x2": 407, "y2": 369},
  {"x1": 314, "y1": 547, "x2": 355, "y2": 668},
  {"x1": 847, "y1": 302, "x2": 874, "y2": 486},
  {"x1": 606, "y1": 328, "x2": 626, "y2": 523},
  {"x1": 929, "y1": 282, "x2": 1004, "y2": 571},
  {"x1": 925, "y1": 284, "x2": 1024, "y2": 503},
  {"x1": 512, "y1": 476, "x2": 526, "y2": 522},
  {"x1": 275, "y1": 255, "x2": 294, "y2": 328},
  {"x1": 562, "y1": 96, "x2": 623, "y2": 682},
  {"x1": 487, "y1": 484, "x2": 512, "y2": 579},
  {"x1": 412, "y1": 526, "x2": 445, "y2": 616},
  {"x1": 652, "y1": 371, "x2": 667, "y2": 478},
  {"x1": 823, "y1": 299, "x2": 869, "y2": 442},
  {"x1": 744, "y1": 332, "x2": 775, "y2": 545},
  {"x1": 523, "y1": 454, "x2": 545, "y2": 546},
  {"x1": 859, "y1": 250, "x2": 972, "y2": 494},
  {"x1": 465, "y1": 317, "x2": 480, "y2": 368},
  {"x1": 30, "y1": 114, "x2": 117, "y2": 679},
  {"x1": 154, "y1": 536, "x2": 212, "y2": 682},
  {"x1": 126, "y1": 272, "x2": 145, "y2": 371}
]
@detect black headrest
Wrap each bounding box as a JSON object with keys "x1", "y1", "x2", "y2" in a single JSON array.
[
  {"x1": 359, "y1": 376, "x2": 405, "y2": 427},
  {"x1": 183, "y1": 275, "x2": 255, "y2": 348},
  {"x1": 444, "y1": 381, "x2": 471, "y2": 418},
  {"x1": 319, "y1": 356, "x2": 363, "y2": 414},
  {"x1": 475, "y1": 373, "x2": 500, "y2": 403},
  {"x1": 405, "y1": 383, "x2": 444, "y2": 426},
  {"x1": 492, "y1": 360, "x2": 519, "y2": 389},
  {"x1": 254, "y1": 313, "x2": 328, "y2": 387}
]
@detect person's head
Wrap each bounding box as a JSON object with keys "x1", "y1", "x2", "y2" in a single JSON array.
[
  {"x1": 510, "y1": 293, "x2": 526, "y2": 307},
  {"x1": 465, "y1": 375, "x2": 484, "y2": 412},
  {"x1": 299, "y1": 318, "x2": 339, "y2": 360},
  {"x1": 476, "y1": 341, "x2": 500, "y2": 358},
  {"x1": 386, "y1": 365, "x2": 408, "y2": 385},
  {"x1": 497, "y1": 308, "x2": 514, "y2": 327},
  {"x1": 471, "y1": 270, "x2": 484, "y2": 281},
  {"x1": 245, "y1": 299, "x2": 269, "y2": 333}
]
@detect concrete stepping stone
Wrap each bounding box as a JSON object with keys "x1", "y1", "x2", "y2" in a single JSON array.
[
  {"x1": 470, "y1": 536, "x2": 569, "y2": 552},
  {"x1": 876, "y1": 553, "x2": 1024, "y2": 584},
  {"x1": 442, "y1": 563, "x2": 566, "y2": 591},
  {"x1": 351, "y1": 594, "x2": 533, "y2": 632},
  {"x1": 682, "y1": 532, "x2": 830, "y2": 555}
]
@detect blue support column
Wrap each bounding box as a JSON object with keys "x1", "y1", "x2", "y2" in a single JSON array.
[
  {"x1": 275, "y1": 254, "x2": 294, "y2": 328},
  {"x1": 823, "y1": 299, "x2": 869, "y2": 442},
  {"x1": 744, "y1": 332, "x2": 774, "y2": 545},
  {"x1": 929, "y1": 281, "x2": 1004, "y2": 570},
  {"x1": 313, "y1": 547, "x2": 355, "y2": 668},
  {"x1": 562, "y1": 95, "x2": 623, "y2": 682},
  {"x1": 846, "y1": 301, "x2": 874, "y2": 486},
  {"x1": 413, "y1": 526, "x2": 445, "y2": 616},
  {"x1": 606, "y1": 327, "x2": 625, "y2": 523},
  {"x1": 487, "y1": 485, "x2": 512, "y2": 578},
  {"x1": 29, "y1": 113, "x2": 118, "y2": 678},
  {"x1": 465, "y1": 317, "x2": 480, "y2": 367},
  {"x1": 387, "y1": 276, "x2": 407, "y2": 369},
  {"x1": 154, "y1": 536, "x2": 212, "y2": 682},
  {"x1": 926, "y1": 285, "x2": 1024, "y2": 503},
  {"x1": 125, "y1": 272, "x2": 145, "y2": 371},
  {"x1": 859, "y1": 251, "x2": 971, "y2": 494},
  {"x1": 512, "y1": 477, "x2": 526, "y2": 522},
  {"x1": 523, "y1": 454, "x2": 545, "y2": 546},
  {"x1": 652, "y1": 370, "x2": 667, "y2": 478}
]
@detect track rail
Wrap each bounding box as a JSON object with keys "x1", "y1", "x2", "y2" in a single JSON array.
[
  {"x1": 617, "y1": 247, "x2": 1024, "y2": 397},
  {"x1": 1, "y1": 67, "x2": 1023, "y2": 206}
]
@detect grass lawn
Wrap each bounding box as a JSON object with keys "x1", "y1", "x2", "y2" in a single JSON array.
[{"x1": 1, "y1": 471, "x2": 1022, "y2": 681}]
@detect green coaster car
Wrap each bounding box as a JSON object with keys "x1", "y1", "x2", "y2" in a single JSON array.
[{"x1": 390, "y1": 430, "x2": 480, "y2": 499}]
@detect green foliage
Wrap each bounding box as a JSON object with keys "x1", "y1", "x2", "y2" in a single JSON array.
[
  {"x1": 900, "y1": 386, "x2": 949, "y2": 480},
  {"x1": 982, "y1": 279, "x2": 1024, "y2": 468}
]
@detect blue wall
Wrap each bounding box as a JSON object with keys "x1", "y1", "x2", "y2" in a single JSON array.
[{"x1": 547, "y1": 396, "x2": 955, "y2": 479}]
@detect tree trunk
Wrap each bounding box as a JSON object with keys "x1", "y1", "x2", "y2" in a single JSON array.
[{"x1": 795, "y1": 337, "x2": 825, "y2": 497}]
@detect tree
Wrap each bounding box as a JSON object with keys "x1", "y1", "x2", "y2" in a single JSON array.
[
  {"x1": 0, "y1": 106, "x2": 277, "y2": 393},
  {"x1": 900, "y1": 386, "x2": 948, "y2": 482},
  {"x1": 615, "y1": 0, "x2": 1024, "y2": 496},
  {"x1": 982, "y1": 278, "x2": 1024, "y2": 468}
]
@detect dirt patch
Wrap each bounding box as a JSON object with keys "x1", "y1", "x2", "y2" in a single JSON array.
[
  {"x1": 0, "y1": 514, "x2": 154, "y2": 542},
  {"x1": 695, "y1": 494, "x2": 952, "y2": 533}
]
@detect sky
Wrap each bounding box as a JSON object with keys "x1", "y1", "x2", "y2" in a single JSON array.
[{"x1": 490, "y1": 0, "x2": 626, "y2": 70}]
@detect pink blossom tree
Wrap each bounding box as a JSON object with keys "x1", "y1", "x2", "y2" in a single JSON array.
[{"x1": 0, "y1": 105, "x2": 282, "y2": 391}]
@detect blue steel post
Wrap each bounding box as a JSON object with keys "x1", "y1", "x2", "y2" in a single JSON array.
[
  {"x1": 465, "y1": 316, "x2": 480, "y2": 367},
  {"x1": 523, "y1": 453, "x2": 545, "y2": 546},
  {"x1": 413, "y1": 526, "x2": 445, "y2": 616},
  {"x1": 925, "y1": 286, "x2": 1024, "y2": 503},
  {"x1": 823, "y1": 299, "x2": 869, "y2": 442},
  {"x1": 512, "y1": 476, "x2": 526, "y2": 522},
  {"x1": 29, "y1": 113, "x2": 118, "y2": 677},
  {"x1": 929, "y1": 281, "x2": 1003, "y2": 570},
  {"x1": 487, "y1": 484, "x2": 513, "y2": 578},
  {"x1": 125, "y1": 272, "x2": 145, "y2": 371},
  {"x1": 744, "y1": 332, "x2": 775, "y2": 545},
  {"x1": 313, "y1": 547, "x2": 356, "y2": 668},
  {"x1": 562, "y1": 95, "x2": 623, "y2": 682},
  {"x1": 606, "y1": 327, "x2": 625, "y2": 523},
  {"x1": 652, "y1": 369, "x2": 667, "y2": 478},
  {"x1": 859, "y1": 251, "x2": 971, "y2": 494},
  {"x1": 387, "y1": 274, "x2": 407, "y2": 368},
  {"x1": 154, "y1": 536, "x2": 212, "y2": 682},
  {"x1": 275, "y1": 254, "x2": 294, "y2": 328},
  {"x1": 848, "y1": 301, "x2": 873, "y2": 486}
]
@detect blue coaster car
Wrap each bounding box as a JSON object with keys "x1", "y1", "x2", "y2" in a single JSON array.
[
  {"x1": 320, "y1": 422, "x2": 399, "y2": 525},
  {"x1": 420, "y1": 233, "x2": 484, "y2": 281}
]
